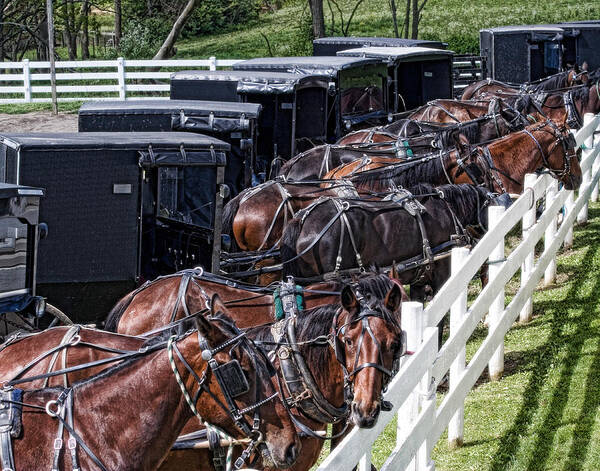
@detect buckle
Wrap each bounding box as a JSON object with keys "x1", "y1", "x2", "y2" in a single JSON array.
[
  {"x1": 68, "y1": 437, "x2": 77, "y2": 450},
  {"x1": 53, "y1": 438, "x2": 63, "y2": 450},
  {"x1": 234, "y1": 457, "x2": 246, "y2": 469}
]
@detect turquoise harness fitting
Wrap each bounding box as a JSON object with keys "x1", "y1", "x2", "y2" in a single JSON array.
[{"x1": 273, "y1": 285, "x2": 304, "y2": 321}]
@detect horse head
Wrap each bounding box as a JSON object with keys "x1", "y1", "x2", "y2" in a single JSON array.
[
  {"x1": 568, "y1": 62, "x2": 589, "y2": 86},
  {"x1": 196, "y1": 295, "x2": 300, "y2": 468},
  {"x1": 333, "y1": 278, "x2": 405, "y2": 428},
  {"x1": 543, "y1": 119, "x2": 582, "y2": 190}
]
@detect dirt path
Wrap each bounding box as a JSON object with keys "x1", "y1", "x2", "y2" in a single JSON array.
[{"x1": 0, "y1": 111, "x2": 78, "y2": 133}]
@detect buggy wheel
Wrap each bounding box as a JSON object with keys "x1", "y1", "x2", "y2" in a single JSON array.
[{"x1": 44, "y1": 303, "x2": 74, "y2": 327}]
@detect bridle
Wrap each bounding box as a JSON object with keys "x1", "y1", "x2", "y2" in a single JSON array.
[
  {"x1": 331, "y1": 285, "x2": 405, "y2": 404},
  {"x1": 167, "y1": 316, "x2": 280, "y2": 470},
  {"x1": 521, "y1": 120, "x2": 579, "y2": 181}
]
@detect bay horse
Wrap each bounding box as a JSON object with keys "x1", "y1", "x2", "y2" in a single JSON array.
[
  {"x1": 280, "y1": 183, "x2": 511, "y2": 301},
  {"x1": 346, "y1": 119, "x2": 581, "y2": 195},
  {"x1": 461, "y1": 65, "x2": 589, "y2": 101},
  {"x1": 161, "y1": 273, "x2": 405, "y2": 471},
  {"x1": 222, "y1": 179, "x2": 360, "y2": 252},
  {"x1": 513, "y1": 79, "x2": 600, "y2": 129},
  {"x1": 338, "y1": 105, "x2": 530, "y2": 147},
  {"x1": 0, "y1": 308, "x2": 301, "y2": 470}
]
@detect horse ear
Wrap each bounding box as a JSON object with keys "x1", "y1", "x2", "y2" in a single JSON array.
[
  {"x1": 384, "y1": 283, "x2": 403, "y2": 313},
  {"x1": 582, "y1": 61, "x2": 589, "y2": 72},
  {"x1": 195, "y1": 314, "x2": 214, "y2": 340},
  {"x1": 340, "y1": 286, "x2": 359, "y2": 315},
  {"x1": 210, "y1": 294, "x2": 227, "y2": 316}
]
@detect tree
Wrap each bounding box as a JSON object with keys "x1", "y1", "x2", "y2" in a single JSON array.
[
  {"x1": 308, "y1": 0, "x2": 325, "y2": 38},
  {"x1": 114, "y1": 0, "x2": 121, "y2": 47},
  {"x1": 390, "y1": 0, "x2": 427, "y2": 39},
  {"x1": 152, "y1": 0, "x2": 197, "y2": 60}
]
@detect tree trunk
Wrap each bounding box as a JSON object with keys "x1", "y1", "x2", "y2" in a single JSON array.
[
  {"x1": 81, "y1": 0, "x2": 89, "y2": 59},
  {"x1": 114, "y1": 0, "x2": 121, "y2": 48},
  {"x1": 308, "y1": 0, "x2": 325, "y2": 39},
  {"x1": 403, "y1": 0, "x2": 410, "y2": 39},
  {"x1": 411, "y1": 0, "x2": 418, "y2": 38},
  {"x1": 389, "y1": 0, "x2": 399, "y2": 38},
  {"x1": 152, "y1": 0, "x2": 197, "y2": 60}
]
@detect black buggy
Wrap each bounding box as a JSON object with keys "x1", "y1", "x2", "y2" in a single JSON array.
[
  {"x1": 78, "y1": 100, "x2": 261, "y2": 195},
  {"x1": 0, "y1": 132, "x2": 229, "y2": 321},
  {"x1": 0, "y1": 183, "x2": 72, "y2": 339},
  {"x1": 170, "y1": 70, "x2": 329, "y2": 179},
  {"x1": 312, "y1": 36, "x2": 448, "y2": 55},
  {"x1": 337, "y1": 46, "x2": 455, "y2": 112},
  {"x1": 231, "y1": 56, "x2": 390, "y2": 141}
]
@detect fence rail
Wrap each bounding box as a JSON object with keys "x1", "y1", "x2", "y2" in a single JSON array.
[
  {"x1": 317, "y1": 112, "x2": 600, "y2": 471},
  {"x1": 0, "y1": 57, "x2": 243, "y2": 104}
]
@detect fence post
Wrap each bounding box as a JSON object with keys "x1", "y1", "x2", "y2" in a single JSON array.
[
  {"x1": 577, "y1": 114, "x2": 594, "y2": 224},
  {"x1": 564, "y1": 190, "x2": 575, "y2": 249},
  {"x1": 448, "y1": 247, "x2": 469, "y2": 448},
  {"x1": 488, "y1": 205, "x2": 506, "y2": 381},
  {"x1": 117, "y1": 57, "x2": 126, "y2": 100},
  {"x1": 591, "y1": 125, "x2": 600, "y2": 203},
  {"x1": 358, "y1": 452, "x2": 372, "y2": 471},
  {"x1": 544, "y1": 178, "x2": 558, "y2": 286},
  {"x1": 22, "y1": 59, "x2": 32, "y2": 103},
  {"x1": 396, "y1": 301, "x2": 424, "y2": 471},
  {"x1": 209, "y1": 56, "x2": 217, "y2": 71},
  {"x1": 519, "y1": 173, "x2": 537, "y2": 323}
]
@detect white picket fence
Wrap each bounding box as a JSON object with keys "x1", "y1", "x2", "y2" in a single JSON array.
[
  {"x1": 317, "y1": 112, "x2": 600, "y2": 471},
  {"x1": 0, "y1": 57, "x2": 243, "y2": 104}
]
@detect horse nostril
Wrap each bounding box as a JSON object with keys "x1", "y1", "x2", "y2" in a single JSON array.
[{"x1": 285, "y1": 442, "x2": 299, "y2": 465}]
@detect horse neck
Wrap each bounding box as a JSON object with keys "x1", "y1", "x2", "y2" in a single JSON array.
[
  {"x1": 68, "y1": 334, "x2": 202, "y2": 469},
  {"x1": 487, "y1": 129, "x2": 550, "y2": 192}
]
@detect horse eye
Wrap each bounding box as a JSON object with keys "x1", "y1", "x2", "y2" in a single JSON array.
[{"x1": 344, "y1": 338, "x2": 353, "y2": 347}]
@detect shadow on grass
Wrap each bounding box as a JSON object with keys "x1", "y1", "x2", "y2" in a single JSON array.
[{"x1": 488, "y1": 207, "x2": 600, "y2": 471}]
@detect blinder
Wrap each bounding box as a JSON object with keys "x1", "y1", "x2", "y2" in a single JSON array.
[{"x1": 213, "y1": 360, "x2": 250, "y2": 399}]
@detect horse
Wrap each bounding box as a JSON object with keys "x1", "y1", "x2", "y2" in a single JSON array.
[
  {"x1": 460, "y1": 65, "x2": 589, "y2": 101},
  {"x1": 280, "y1": 183, "x2": 511, "y2": 301},
  {"x1": 338, "y1": 104, "x2": 530, "y2": 147},
  {"x1": 160, "y1": 273, "x2": 406, "y2": 471},
  {"x1": 0, "y1": 306, "x2": 301, "y2": 470},
  {"x1": 512, "y1": 78, "x2": 600, "y2": 129},
  {"x1": 104, "y1": 266, "x2": 359, "y2": 335},
  {"x1": 222, "y1": 179, "x2": 360, "y2": 252},
  {"x1": 345, "y1": 118, "x2": 581, "y2": 195},
  {"x1": 466, "y1": 118, "x2": 582, "y2": 194}
]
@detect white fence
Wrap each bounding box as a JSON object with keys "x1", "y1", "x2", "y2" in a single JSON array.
[
  {"x1": 317, "y1": 112, "x2": 600, "y2": 471},
  {"x1": 0, "y1": 57, "x2": 243, "y2": 104}
]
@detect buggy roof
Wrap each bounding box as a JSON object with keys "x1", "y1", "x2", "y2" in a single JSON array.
[
  {"x1": 0, "y1": 132, "x2": 230, "y2": 152},
  {"x1": 232, "y1": 56, "x2": 385, "y2": 77},
  {"x1": 79, "y1": 100, "x2": 261, "y2": 119},
  {"x1": 0, "y1": 182, "x2": 44, "y2": 199},
  {"x1": 170, "y1": 70, "x2": 329, "y2": 94},
  {"x1": 481, "y1": 25, "x2": 564, "y2": 34},
  {"x1": 337, "y1": 46, "x2": 453, "y2": 61},
  {"x1": 313, "y1": 36, "x2": 447, "y2": 48}
]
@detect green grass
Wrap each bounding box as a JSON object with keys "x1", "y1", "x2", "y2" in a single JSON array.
[
  {"x1": 0, "y1": 102, "x2": 82, "y2": 114},
  {"x1": 354, "y1": 203, "x2": 600, "y2": 470},
  {"x1": 173, "y1": 0, "x2": 600, "y2": 58}
]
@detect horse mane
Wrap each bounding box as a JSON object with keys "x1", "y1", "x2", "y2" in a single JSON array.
[
  {"x1": 104, "y1": 291, "x2": 137, "y2": 331},
  {"x1": 410, "y1": 182, "x2": 487, "y2": 226},
  {"x1": 455, "y1": 121, "x2": 481, "y2": 144},
  {"x1": 528, "y1": 72, "x2": 569, "y2": 92},
  {"x1": 222, "y1": 191, "x2": 244, "y2": 252},
  {"x1": 350, "y1": 152, "x2": 447, "y2": 192}
]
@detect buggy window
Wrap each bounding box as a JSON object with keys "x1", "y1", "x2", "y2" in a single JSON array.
[{"x1": 157, "y1": 166, "x2": 216, "y2": 229}]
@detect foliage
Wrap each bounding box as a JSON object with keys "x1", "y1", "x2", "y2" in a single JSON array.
[
  {"x1": 184, "y1": 0, "x2": 261, "y2": 37},
  {"x1": 108, "y1": 18, "x2": 171, "y2": 59}
]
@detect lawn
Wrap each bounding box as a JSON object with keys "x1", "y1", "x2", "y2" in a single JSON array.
[
  {"x1": 173, "y1": 0, "x2": 600, "y2": 59},
  {"x1": 353, "y1": 203, "x2": 600, "y2": 470}
]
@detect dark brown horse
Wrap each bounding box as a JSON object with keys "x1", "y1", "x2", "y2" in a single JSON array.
[
  {"x1": 461, "y1": 66, "x2": 589, "y2": 101},
  {"x1": 2, "y1": 308, "x2": 301, "y2": 470},
  {"x1": 281, "y1": 184, "x2": 511, "y2": 300}
]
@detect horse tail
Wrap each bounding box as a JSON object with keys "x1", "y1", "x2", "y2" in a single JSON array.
[
  {"x1": 103, "y1": 290, "x2": 137, "y2": 331},
  {"x1": 222, "y1": 192, "x2": 243, "y2": 252},
  {"x1": 281, "y1": 217, "x2": 303, "y2": 278}
]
